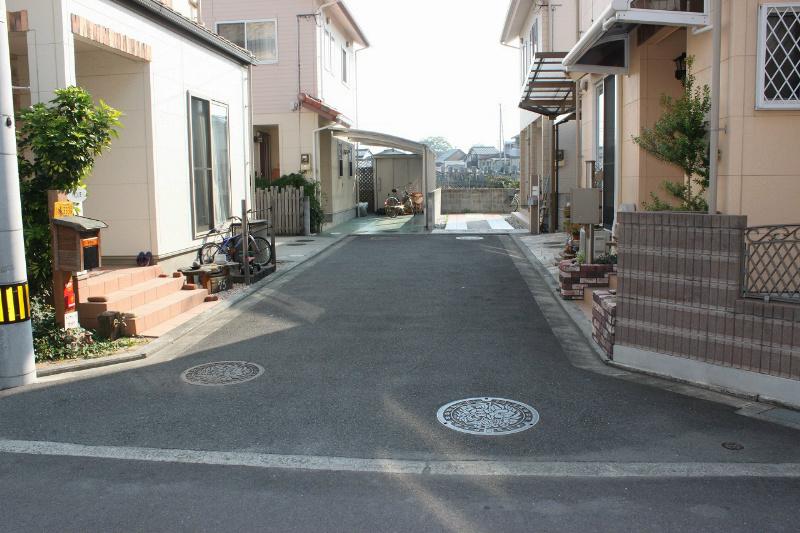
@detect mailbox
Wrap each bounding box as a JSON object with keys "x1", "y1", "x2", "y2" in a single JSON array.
[{"x1": 52, "y1": 216, "x2": 108, "y2": 272}]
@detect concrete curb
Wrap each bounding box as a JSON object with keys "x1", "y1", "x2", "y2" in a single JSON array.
[{"x1": 35, "y1": 234, "x2": 351, "y2": 379}]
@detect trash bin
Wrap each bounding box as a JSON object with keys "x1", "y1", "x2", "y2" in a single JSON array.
[{"x1": 357, "y1": 202, "x2": 368, "y2": 217}]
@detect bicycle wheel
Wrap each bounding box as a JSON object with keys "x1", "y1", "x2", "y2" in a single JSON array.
[
  {"x1": 511, "y1": 198, "x2": 520, "y2": 212},
  {"x1": 198, "y1": 242, "x2": 222, "y2": 265},
  {"x1": 235, "y1": 236, "x2": 273, "y2": 267}
]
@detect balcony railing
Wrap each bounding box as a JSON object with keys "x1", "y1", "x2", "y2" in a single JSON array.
[
  {"x1": 742, "y1": 225, "x2": 800, "y2": 303},
  {"x1": 629, "y1": 0, "x2": 705, "y2": 13}
]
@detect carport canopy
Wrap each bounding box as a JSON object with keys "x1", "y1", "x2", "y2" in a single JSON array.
[{"x1": 330, "y1": 127, "x2": 438, "y2": 228}]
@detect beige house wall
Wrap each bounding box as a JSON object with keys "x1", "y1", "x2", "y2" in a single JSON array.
[{"x1": 574, "y1": 0, "x2": 800, "y2": 227}]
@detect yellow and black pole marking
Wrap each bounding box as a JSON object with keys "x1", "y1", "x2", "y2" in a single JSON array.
[{"x1": 0, "y1": 282, "x2": 30, "y2": 324}]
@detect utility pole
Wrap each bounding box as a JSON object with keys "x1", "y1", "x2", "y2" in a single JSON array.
[{"x1": 0, "y1": 0, "x2": 36, "y2": 389}]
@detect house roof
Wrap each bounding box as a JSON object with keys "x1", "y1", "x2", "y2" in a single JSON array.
[
  {"x1": 120, "y1": 0, "x2": 257, "y2": 64},
  {"x1": 468, "y1": 145, "x2": 501, "y2": 156},
  {"x1": 436, "y1": 148, "x2": 466, "y2": 163},
  {"x1": 356, "y1": 148, "x2": 373, "y2": 159},
  {"x1": 324, "y1": 1, "x2": 370, "y2": 48},
  {"x1": 373, "y1": 148, "x2": 414, "y2": 157},
  {"x1": 500, "y1": 0, "x2": 534, "y2": 44}
]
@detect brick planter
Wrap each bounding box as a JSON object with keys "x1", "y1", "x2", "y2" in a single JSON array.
[
  {"x1": 592, "y1": 290, "x2": 617, "y2": 358},
  {"x1": 558, "y1": 260, "x2": 616, "y2": 300}
]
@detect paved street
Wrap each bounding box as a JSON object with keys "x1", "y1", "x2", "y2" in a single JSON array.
[{"x1": 1, "y1": 235, "x2": 799, "y2": 532}]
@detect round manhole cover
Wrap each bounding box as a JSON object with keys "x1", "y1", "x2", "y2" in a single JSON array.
[
  {"x1": 286, "y1": 243, "x2": 306, "y2": 247},
  {"x1": 181, "y1": 361, "x2": 264, "y2": 386},
  {"x1": 437, "y1": 397, "x2": 539, "y2": 435},
  {"x1": 456, "y1": 236, "x2": 484, "y2": 240}
]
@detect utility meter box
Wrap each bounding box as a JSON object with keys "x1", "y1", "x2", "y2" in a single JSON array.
[
  {"x1": 570, "y1": 188, "x2": 602, "y2": 225},
  {"x1": 52, "y1": 216, "x2": 108, "y2": 272}
]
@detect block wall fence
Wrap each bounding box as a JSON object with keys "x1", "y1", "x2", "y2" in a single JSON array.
[{"x1": 615, "y1": 212, "x2": 800, "y2": 381}]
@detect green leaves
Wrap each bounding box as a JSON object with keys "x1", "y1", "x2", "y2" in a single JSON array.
[
  {"x1": 633, "y1": 57, "x2": 711, "y2": 212},
  {"x1": 16, "y1": 86, "x2": 122, "y2": 295}
]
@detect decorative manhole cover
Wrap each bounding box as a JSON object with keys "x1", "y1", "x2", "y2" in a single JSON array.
[
  {"x1": 437, "y1": 397, "x2": 539, "y2": 435},
  {"x1": 286, "y1": 243, "x2": 306, "y2": 247},
  {"x1": 181, "y1": 361, "x2": 264, "y2": 386},
  {"x1": 456, "y1": 236, "x2": 484, "y2": 240}
]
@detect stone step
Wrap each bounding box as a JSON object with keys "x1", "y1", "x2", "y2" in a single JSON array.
[
  {"x1": 77, "y1": 275, "x2": 186, "y2": 328},
  {"x1": 122, "y1": 288, "x2": 209, "y2": 336},
  {"x1": 77, "y1": 266, "x2": 163, "y2": 302}
]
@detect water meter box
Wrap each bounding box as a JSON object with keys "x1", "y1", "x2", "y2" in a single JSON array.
[{"x1": 52, "y1": 216, "x2": 108, "y2": 272}]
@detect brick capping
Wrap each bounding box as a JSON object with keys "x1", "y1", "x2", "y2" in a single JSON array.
[
  {"x1": 558, "y1": 259, "x2": 615, "y2": 300},
  {"x1": 614, "y1": 211, "x2": 800, "y2": 381},
  {"x1": 592, "y1": 290, "x2": 616, "y2": 358},
  {"x1": 70, "y1": 14, "x2": 152, "y2": 61}
]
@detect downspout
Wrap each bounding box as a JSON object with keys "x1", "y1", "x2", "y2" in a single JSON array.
[
  {"x1": 708, "y1": 0, "x2": 721, "y2": 213},
  {"x1": 246, "y1": 64, "x2": 254, "y2": 202},
  {"x1": 575, "y1": 77, "x2": 583, "y2": 188},
  {"x1": 614, "y1": 73, "x2": 622, "y2": 230}
]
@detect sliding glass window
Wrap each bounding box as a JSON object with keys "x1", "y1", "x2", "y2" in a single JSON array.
[{"x1": 189, "y1": 95, "x2": 231, "y2": 235}]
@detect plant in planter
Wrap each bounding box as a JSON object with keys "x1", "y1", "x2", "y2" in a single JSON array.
[{"x1": 633, "y1": 56, "x2": 711, "y2": 212}]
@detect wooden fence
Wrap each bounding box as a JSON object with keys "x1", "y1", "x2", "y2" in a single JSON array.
[{"x1": 253, "y1": 187, "x2": 305, "y2": 236}]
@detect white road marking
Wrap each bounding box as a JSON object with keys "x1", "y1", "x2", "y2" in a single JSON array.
[
  {"x1": 488, "y1": 219, "x2": 514, "y2": 230},
  {"x1": 1, "y1": 439, "x2": 799, "y2": 478}
]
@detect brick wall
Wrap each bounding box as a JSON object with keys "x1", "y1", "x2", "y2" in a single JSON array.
[{"x1": 615, "y1": 212, "x2": 800, "y2": 381}]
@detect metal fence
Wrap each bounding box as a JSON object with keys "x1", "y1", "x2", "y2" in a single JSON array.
[{"x1": 743, "y1": 224, "x2": 800, "y2": 303}]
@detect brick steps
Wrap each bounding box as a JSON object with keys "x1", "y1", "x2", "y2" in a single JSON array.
[
  {"x1": 77, "y1": 265, "x2": 163, "y2": 302},
  {"x1": 138, "y1": 299, "x2": 220, "y2": 338},
  {"x1": 122, "y1": 287, "x2": 209, "y2": 336},
  {"x1": 78, "y1": 275, "x2": 186, "y2": 328}
]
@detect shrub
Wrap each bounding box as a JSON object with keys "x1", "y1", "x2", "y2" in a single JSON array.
[
  {"x1": 30, "y1": 296, "x2": 141, "y2": 362},
  {"x1": 16, "y1": 86, "x2": 122, "y2": 295},
  {"x1": 633, "y1": 57, "x2": 711, "y2": 212}
]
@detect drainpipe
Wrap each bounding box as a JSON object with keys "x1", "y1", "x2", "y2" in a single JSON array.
[
  {"x1": 708, "y1": 0, "x2": 721, "y2": 214},
  {"x1": 0, "y1": 0, "x2": 36, "y2": 389}
]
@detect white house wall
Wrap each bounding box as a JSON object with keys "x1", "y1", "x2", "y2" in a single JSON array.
[{"x1": 19, "y1": 0, "x2": 252, "y2": 261}]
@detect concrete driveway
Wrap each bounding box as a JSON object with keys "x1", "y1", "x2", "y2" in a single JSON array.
[{"x1": 0, "y1": 235, "x2": 798, "y2": 532}]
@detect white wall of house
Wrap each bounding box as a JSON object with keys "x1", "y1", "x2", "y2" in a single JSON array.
[
  {"x1": 13, "y1": 0, "x2": 252, "y2": 262},
  {"x1": 316, "y1": 16, "x2": 357, "y2": 123}
]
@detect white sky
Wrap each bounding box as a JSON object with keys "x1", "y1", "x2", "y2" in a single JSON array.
[{"x1": 347, "y1": 0, "x2": 520, "y2": 152}]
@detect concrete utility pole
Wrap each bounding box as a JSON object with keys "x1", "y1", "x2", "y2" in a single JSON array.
[{"x1": 0, "y1": 0, "x2": 36, "y2": 389}]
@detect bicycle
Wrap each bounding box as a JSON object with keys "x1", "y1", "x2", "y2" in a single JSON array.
[
  {"x1": 196, "y1": 215, "x2": 273, "y2": 273},
  {"x1": 508, "y1": 190, "x2": 521, "y2": 212}
]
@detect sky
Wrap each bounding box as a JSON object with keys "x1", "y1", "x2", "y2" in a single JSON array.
[{"x1": 347, "y1": 0, "x2": 520, "y2": 152}]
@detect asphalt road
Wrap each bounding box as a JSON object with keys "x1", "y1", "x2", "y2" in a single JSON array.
[{"x1": 0, "y1": 235, "x2": 798, "y2": 532}]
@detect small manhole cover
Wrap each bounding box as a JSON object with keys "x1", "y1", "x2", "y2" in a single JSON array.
[
  {"x1": 437, "y1": 397, "x2": 539, "y2": 435},
  {"x1": 296, "y1": 239, "x2": 315, "y2": 242},
  {"x1": 722, "y1": 441, "x2": 744, "y2": 451},
  {"x1": 456, "y1": 236, "x2": 484, "y2": 240},
  {"x1": 182, "y1": 361, "x2": 264, "y2": 386},
  {"x1": 286, "y1": 243, "x2": 306, "y2": 247}
]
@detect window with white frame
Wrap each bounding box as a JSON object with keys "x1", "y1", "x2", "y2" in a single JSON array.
[
  {"x1": 757, "y1": 3, "x2": 800, "y2": 109},
  {"x1": 217, "y1": 20, "x2": 277, "y2": 63},
  {"x1": 329, "y1": 33, "x2": 336, "y2": 71},
  {"x1": 323, "y1": 29, "x2": 331, "y2": 70},
  {"x1": 188, "y1": 96, "x2": 231, "y2": 234},
  {"x1": 341, "y1": 48, "x2": 348, "y2": 83},
  {"x1": 595, "y1": 81, "x2": 605, "y2": 171}
]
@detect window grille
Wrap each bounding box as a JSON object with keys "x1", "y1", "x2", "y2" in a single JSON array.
[{"x1": 757, "y1": 4, "x2": 800, "y2": 109}]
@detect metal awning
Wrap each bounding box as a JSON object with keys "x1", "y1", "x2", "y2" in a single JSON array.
[
  {"x1": 519, "y1": 52, "x2": 575, "y2": 117},
  {"x1": 563, "y1": 0, "x2": 709, "y2": 75}
]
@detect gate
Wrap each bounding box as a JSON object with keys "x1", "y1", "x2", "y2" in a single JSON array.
[
  {"x1": 253, "y1": 187, "x2": 304, "y2": 235},
  {"x1": 357, "y1": 162, "x2": 375, "y2": 213}
]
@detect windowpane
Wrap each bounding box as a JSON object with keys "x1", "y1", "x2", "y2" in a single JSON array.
[
  {"x1": 190, "y1": 97, "x2": 212, "y2": 232},
  {"x1": 342, "y1": 49, "x2": 348, "y2": 83},
  {"x1": 211, "y1": 103, "x2": 231, "y2": 226},
  {"x1": 760, "y1": 5, "x2": 800, "y2": 106},
  {"x1": 247, "y1": 20, "x2": 277, "y2": 62},
  {"x1": 217, "y1": 23, "x2": 245, "y2": 49}
]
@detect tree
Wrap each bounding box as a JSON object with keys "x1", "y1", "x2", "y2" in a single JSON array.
[
  {"x1": 419, "y1": 136, "x2": 453, "y2": 155},
  {"x1": 16, "y1": 86, "x2": 122, "y2": 295},
  {"x1": 633, "y1": 57, "x2": 711, "y2": 212}
]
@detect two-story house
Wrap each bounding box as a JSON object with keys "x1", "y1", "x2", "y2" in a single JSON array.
[
  {"x1": 201, "y1": 0, "x2": 369, "y2": 226},
  {"x1": 501, "y1": 0, "x2": 580, "y2": 233}
]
